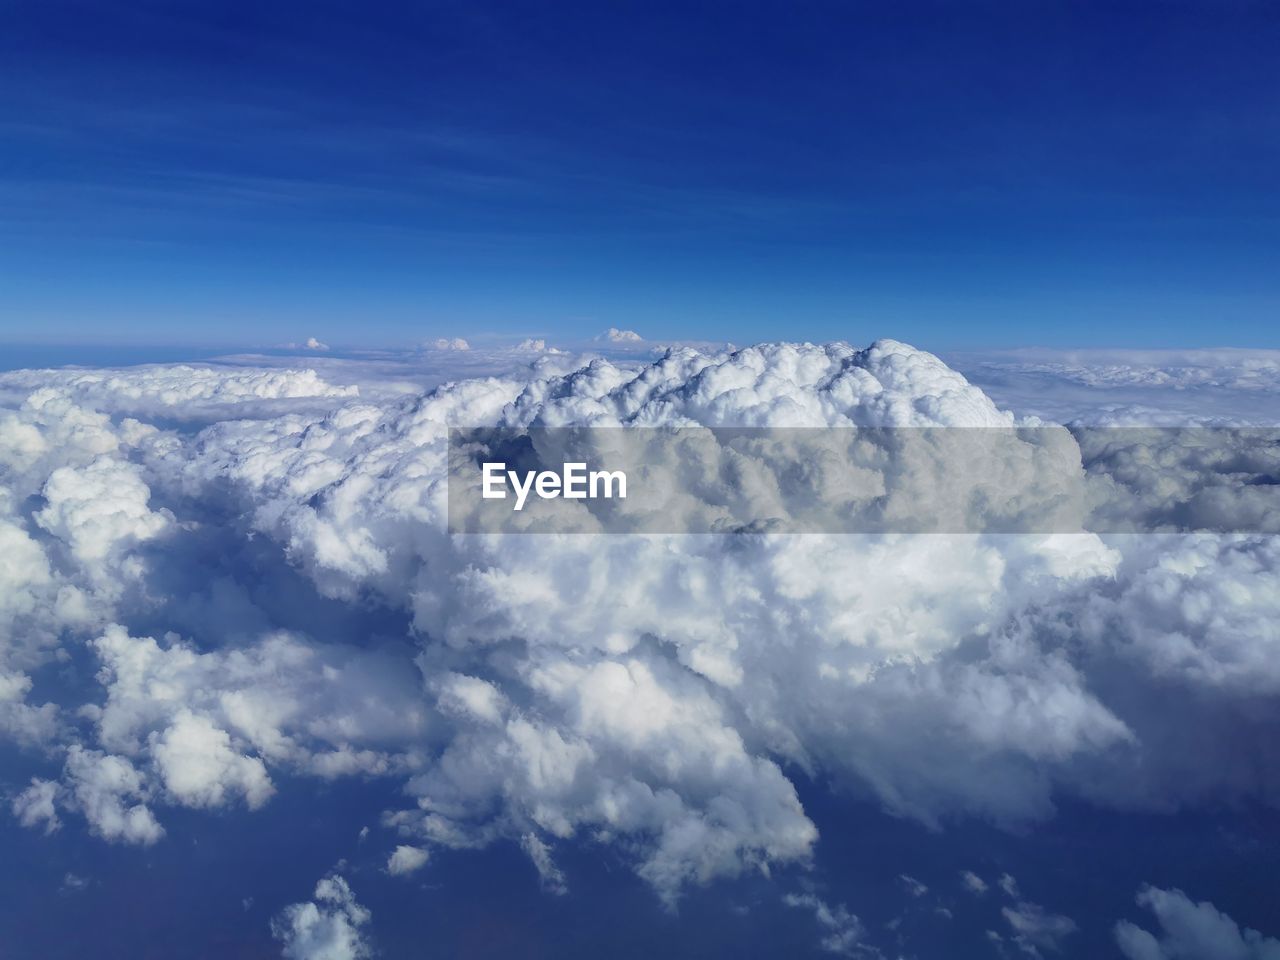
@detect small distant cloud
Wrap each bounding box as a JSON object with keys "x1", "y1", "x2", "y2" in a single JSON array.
[
  {"x1": 428, "y1": 338, "x2": 471, "y2": 351},
  {"x1": 60, "y1": 873, "x2": 89, "y2": 894},
  {"x1": 899, "y1": 874, "x2": 928, "y2": 898},
  {"x1": 783, "y1": 892, "x2": 869, "y2": 956},
  {"x1": 514, "y1": 338, "x2": 563, "y2": 354},
  {"x1": 598, "y1": 327, "x2": 643, "y2": 343},
  {"x1": 520, "y1": 833, "x2": 567, "y2": 896},
  {"x1": 276, "y1": 337, "x2": 330, "y2": 351},
  {"x1": 999, "y1": 873, "x2": 1020, "y2": 898},
  {"x1": 1002, "y1": 900, "x2": 1077, "y2": 955},
  {"x1": 961, "y1": 871, "x2": 988, "y2": 895},
  {"x1": 386, "y1": 845, "x2": 429, "y2": 876}
]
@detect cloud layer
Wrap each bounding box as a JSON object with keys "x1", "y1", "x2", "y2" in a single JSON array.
[{"x1": 1, "y1": 340, "x2": 1276, "y2": 952}]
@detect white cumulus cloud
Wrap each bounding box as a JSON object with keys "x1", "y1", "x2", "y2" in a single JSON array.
[
  {"x1": 385, "y1": 845, "x2": 429, "y2": 876},
  {"x1": 272, "y1": 874, "x2": 372, "y2": 960},
  {"x1": 1115, "y1": 885, "x2": 1280, "y2": 960}
]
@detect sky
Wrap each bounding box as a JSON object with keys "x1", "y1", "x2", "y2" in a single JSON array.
[
  {"x1": 3, "y1": 6, "x2": 1280, "y2": 959},
  {"x1": 2, "y1": 0, "x2": 1278, "y2": 351}
]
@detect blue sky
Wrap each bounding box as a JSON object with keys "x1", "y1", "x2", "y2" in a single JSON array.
[{"x1": 2, "y1": 0, "x2": 1277, "y2": 350}]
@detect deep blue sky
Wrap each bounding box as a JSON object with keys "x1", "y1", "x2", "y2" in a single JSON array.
[{"x1": 1, "y1": 0, "x2": 1277, "y2": 350}]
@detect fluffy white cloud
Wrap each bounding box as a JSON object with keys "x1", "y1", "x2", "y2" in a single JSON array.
[
  {"x1": 63, "y1": 745, "x2": 164, "y2": 845},
  {"x1": 385, "y1": 844, "x2": 429, "y2": 876},
  {"x1": 88, "y1": 624, "x2": 424, "y2": 772},
  {"x1": 11, "y1": 778, "x2": 60, "y2": 833},
  {"x1": 0, "y1": 401, "x2": 148, "y2": 748},
  {"x1": 272, "y1": 875, "x2": 372, "y2": 960},
  {"x1": 1115, "y1": 885, "x2": 1280, "y2": 960},
  {"x1": 0, "y1": 388, "x2": 134, "y2": 495},
  {"x1": 151, "y1": 709, "x2": 275, "y2": 810},
  {"x1": 2, "y1": 621, "x2": 428, "y2": 840},
  {"x1": 36, "y1": 457, "x2": 169, "y2": 570},
  {"x1": 0, "y1": 506, "x2": 54, "y2": 623},
  {"x1": 391, "y1": 654, "x2": 818, "y2": 904},
  {"x1": 1079, "y1": 534, "x2": 1280, "y2": 692},
  {"x1": 0, "y1": 668, "x2": 59, "y2": 748}
]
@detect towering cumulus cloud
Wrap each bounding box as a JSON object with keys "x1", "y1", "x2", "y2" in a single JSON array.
[{"x1": 1, "y1": 341, "x2": 1276, "y2": 949}]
